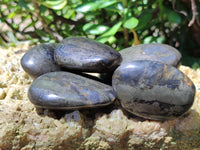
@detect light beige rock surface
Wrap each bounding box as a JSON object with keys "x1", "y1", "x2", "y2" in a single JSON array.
[{"x1": 0, "y1": 45, "x2": 200, "y2": 150}]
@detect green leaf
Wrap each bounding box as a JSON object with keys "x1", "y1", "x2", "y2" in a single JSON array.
[
  {"x1": 156, "y1": 36, "x2": 165, "y2": 43},
  {"x1": 7, "y1": 12, "x2": 16, "y2": 19},
  {"x1": 76, "y1": 0, "x2": 118, "y2": 13},
  {"x1": 167, "y1": 10, "x2": 181, "y2": 23},
  {"x1": 99, "y1": 1, "x2": 118, "y2": 9},
  {"x1": 96, "y1": 21, "x2": 122, "y2": 43},
  {"x1": 76, "y1": 3, "x2": 98, "y2": 12},
  {"x1": 62, "y1": 6, "x2": 75, "y2": 19},
  {"x1": 36, "y1": 30, "x2": 48, "y2": 37},
  {"x1": 123, "y1": 17, "x2": 139, "y2": 29},
  {"x1": 124, "y1": 8, "x2": 131, "y2": 20},
  {"x1": 117, "y1": 3, "x2": 123, "y2": 11},
  {"x1": 163, "y1": 8, "x2": 181, "y2": 23},
  {"x1": 18, "y1": 0, "x2": 29, "y2": 10},
  {"x1": 83, "y1": 23, "x2": 109, "y2": 35},
  {"x1": 107, "y1": 36, "x2": 116, "y2": 44},
  {"x1": 135, "y1": 12, "x2": 152, "y2": 31},
  {"x1": 39, "y1": 0, "x2": 67, "y2": 10},
  {"x1": 143, "y1": 36, "x2": 154, "y2": 44},
  {"x1": 40, "y1": 5, "x2": 48, "y2": 14},
  {"x1": 192, "y1": 62, "x2": 200, "y2": 70}
]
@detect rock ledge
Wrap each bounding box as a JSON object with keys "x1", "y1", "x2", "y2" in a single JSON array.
[{"x1": 0, "y1": 45, "x2": 199, "y2": 150}]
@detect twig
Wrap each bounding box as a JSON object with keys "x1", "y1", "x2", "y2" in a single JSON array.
[
  {"x1": 0, "y1": 33, "x2": 8, "y2": 43},
  {"x1": 50, "y1": 9, "x2": 85, "y2": 25},
  {"x1": 188, "y1": 0, "x2": 197, "y2": 27},
  {"x1": 173, "y1": 0, "x2": 199, "y2": 27},
  {"x1": 172, "y1": 0, "x2": 187, "y2": 16},
  {"x1": 31, "y1": 13, "x2": 38, "y2": 31},
  {"x1": 0, "y1": 12, "x2": 18, "y2": 33},
  {"x1": 32, "y1": 0, "x2": 62, "y2": 42},
  {"x1": 1, "y1": 9, "x2": 43, "y2": 40}
]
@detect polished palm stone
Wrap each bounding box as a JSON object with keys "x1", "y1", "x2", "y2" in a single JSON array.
[
  {"x1": 112, "y1": 60, "x2": 195, "y2": 120},
  {"x1": 21, "y1": 43, "x2": 61, "y2": 78},
  {"x1": 54, "y1": 37, "x2": 122, "y2": 72},
  {"x1": 28, "y1": 71, "x2": 116, "y2": 109},
  {"x1": 119, "y1": 44, "x2": 182, "y2": 67}
]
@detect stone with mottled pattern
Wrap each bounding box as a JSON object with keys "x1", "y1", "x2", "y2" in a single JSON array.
[
  {"x1": 28, "y1": 71, "x2": 116, "y2": 109},
  {"x1": 21, "y1": 43, "x2": 61, "y2": 78},
  {"x1": 54, "y1": 37, "x2": 122, "y2": 72},
  {"x1": 120, "y1": 44, "x2": 182, "y2": 67},
  {"x1": 112, "y1": 60, "x2": 195, "y2": 120}
]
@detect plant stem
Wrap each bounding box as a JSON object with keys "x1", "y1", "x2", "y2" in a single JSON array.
[
  {"x1": 131, "y1": 29, "x2": 140, "y2": 46},
  {"x1": 123, "y1": 28, "x2": 129, "y2": 47},
  {"x1": 122, "y1": 0, "x2": 129, "y2": 47}
]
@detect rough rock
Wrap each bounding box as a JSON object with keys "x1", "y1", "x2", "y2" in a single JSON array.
[
  {"x1": 21, "y1": 43, "x2": 61, "y2": 78},
  {"x1": 28, "y1": 71, "x2": 116, "y2": 109},
  {"x1": 0, "y1": 44, "x2": 199, "y2": 150},
  {"x1": 119, "y1": 44, "x2": 182, "y2": 67},
  {"x1": 112, "y1": 60, "x2": 195, "y2": 120},
  {"x1": 54, "y1": 37, "x2": 122, "y2": 72}
]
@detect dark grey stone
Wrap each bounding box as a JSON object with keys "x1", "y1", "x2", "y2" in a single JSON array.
[
  {"x1": 28, "y1": 71, "x2": 116, "y2": 109},
  {"x1": 120, "y1": 44, "x2": 182, "y2": 67},
  {"x1": 54, "y1": 37, "x2": 122, "y2": 72},
  {"x1": 21, "y1": 43, "x2": 61, "y2": 78},
  {"x1": 112, "y1": 60, "x2": 195, "y2": 120}
]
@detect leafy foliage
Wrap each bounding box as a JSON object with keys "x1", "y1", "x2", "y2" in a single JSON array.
[{"x1": 0, "y1": 0, "x2": 200, "y2": 68}]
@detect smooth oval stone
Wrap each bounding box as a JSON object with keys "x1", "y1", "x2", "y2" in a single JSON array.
[
  {"x1": 120, "y1": 44, "x2": 182, "y2": 67},
  {"x1": 21, "y1": 43, "x2": 61, "y2": 78},
  {"x1": 54, "y1": 37, "x2": 122, "y2": 72},
  {"x1": 28, "y1": 71, "x2": 116, "y2": 109},
  {"x1": 112, "y1": 60, "x2": 195, "y2": 120}
]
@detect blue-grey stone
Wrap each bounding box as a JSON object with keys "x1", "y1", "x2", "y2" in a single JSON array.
[
  {"x1": 54, "y1": 37, "x2": 122, "y2": 72},
  {"x1": 112, "y1": 60, "x2": 195, "y2": 120},
  {"x1": 120, "y1": 44, "x2": 182, "y2": 67},
  {"x1": 28, "y1": 71, "x2": 116, "y2": 109},
  {"x1": 21, "y1": 43, "x2": 61, "y2": 78}
]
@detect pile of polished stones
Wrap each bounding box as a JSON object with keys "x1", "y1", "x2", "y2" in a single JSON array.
[{"x1": 21, "y1": 37, "x2": 196, "y2": 120}]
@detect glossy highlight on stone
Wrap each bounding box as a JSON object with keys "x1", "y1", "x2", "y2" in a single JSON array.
[
  {"x1": 112, "y1": 60, "x2": 195, "y2": 120},
  {"x1": 28, "y1": 71, "x2": 116, "y2": 109},
  {"x1": 21, "y1": 43, "x2": 61, "y2": 78},
  {"x1": 120, "y1": 44, "x2": 182, "y2": 67},
  {"x1": 54, "y1": 37, "x2": 122, "y2": 72}
]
